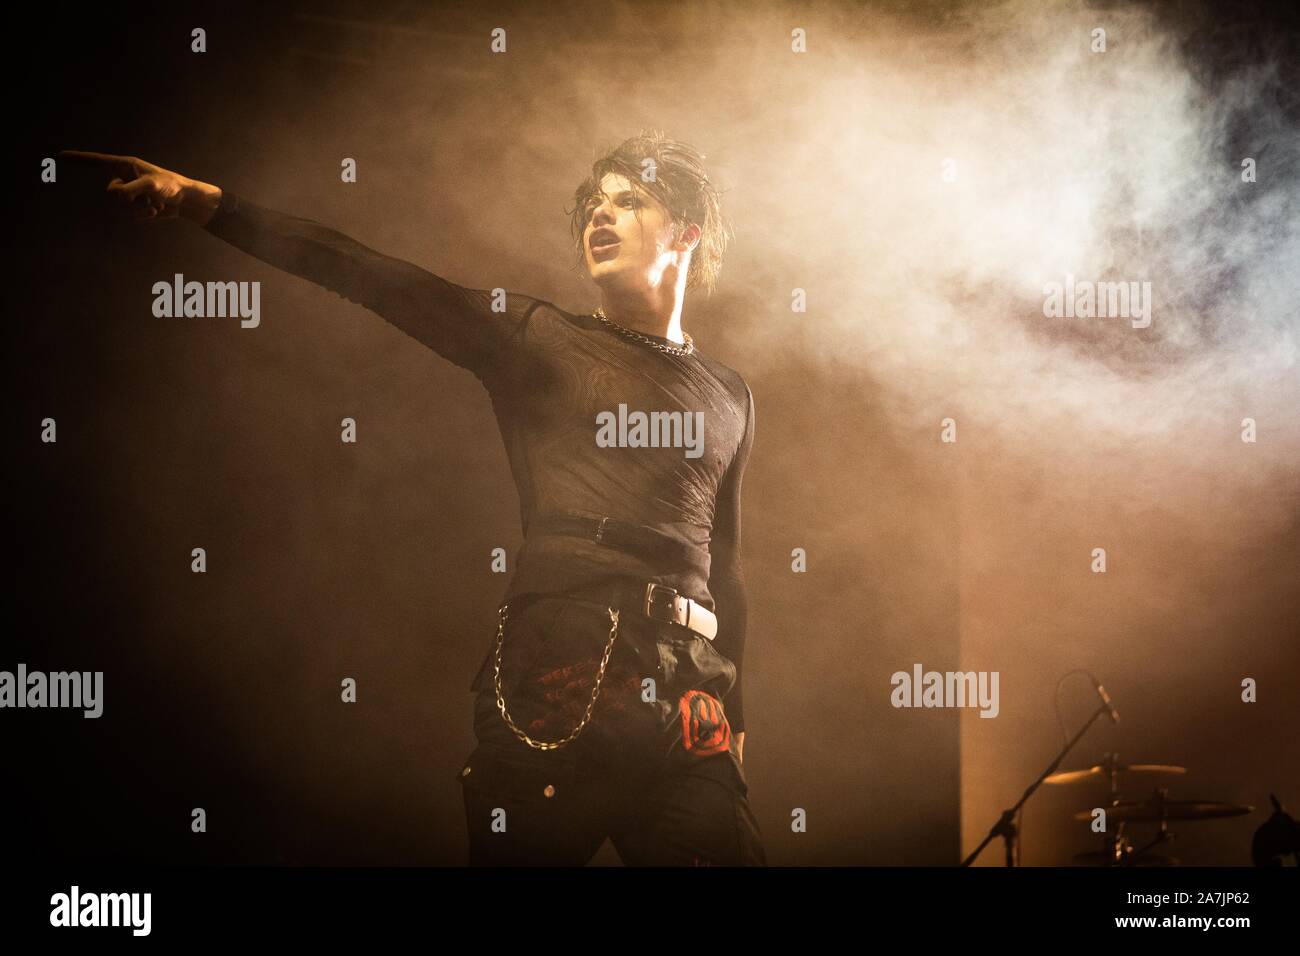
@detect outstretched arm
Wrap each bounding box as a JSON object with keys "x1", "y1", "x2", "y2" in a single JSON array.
[
  {"x1": 57, "y1": 150, "x2": 526, "y2": 383},
  {"x1": 708, "y1": 383, "x2": 755, "y2": 761}
]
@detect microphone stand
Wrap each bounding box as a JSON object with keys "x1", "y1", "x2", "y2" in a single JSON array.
[{"x1": 961, "y1": 702, "x2": 1111, "y2": 867}]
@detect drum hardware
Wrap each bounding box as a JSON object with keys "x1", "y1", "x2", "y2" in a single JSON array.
[{"x1": 1069, "y1": 784, "x2": 1253, "y2": 867}]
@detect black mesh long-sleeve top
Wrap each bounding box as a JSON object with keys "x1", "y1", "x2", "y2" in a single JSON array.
[{"x1": 203, "y1": 191, "x2": 755, "y2": 733}]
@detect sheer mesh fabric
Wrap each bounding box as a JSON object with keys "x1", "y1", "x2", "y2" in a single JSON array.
[{"x1": 204, "y1": 191, "x2": 754, "y2": 731}]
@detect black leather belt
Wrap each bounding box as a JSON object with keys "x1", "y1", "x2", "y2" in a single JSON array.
[{"x1": 530, "y1": 510, "x2": 709, "y2": 572}]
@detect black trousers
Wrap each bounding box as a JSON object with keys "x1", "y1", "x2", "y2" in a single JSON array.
[{"x1": 457, "y1": 593, "x2": 767, "y2": 866}]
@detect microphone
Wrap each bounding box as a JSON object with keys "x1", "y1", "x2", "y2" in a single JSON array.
[{"x1": 1093, "y1": 678, "x2": 1120, "y2": 724}]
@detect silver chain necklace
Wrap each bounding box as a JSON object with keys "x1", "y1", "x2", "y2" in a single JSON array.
[{"x1": 593, "y1": 307, "x2": 695, "y2": 357}]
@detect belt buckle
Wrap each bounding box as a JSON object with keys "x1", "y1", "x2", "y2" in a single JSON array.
[
  {"x1": 594, "y1": 516, "x2": 611, "y2": 542},
  {"x1": 644, "y1": 582, "x2": 682, "y2": 626}
]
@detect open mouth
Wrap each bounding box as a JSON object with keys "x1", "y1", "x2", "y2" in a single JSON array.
[{"x1": 590, "y1": 229, "x2": 620, "y2": 258}]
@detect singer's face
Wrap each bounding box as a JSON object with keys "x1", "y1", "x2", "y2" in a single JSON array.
[{"x1": 581, "y1": 173, "x2": 680, "y2": 293}]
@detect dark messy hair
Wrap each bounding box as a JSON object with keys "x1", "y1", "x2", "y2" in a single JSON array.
[{"x1": 567, "y1": 129, "x2": 733, "y2": 296}]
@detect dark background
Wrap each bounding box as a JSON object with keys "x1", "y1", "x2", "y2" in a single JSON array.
[{"x1": 6, "y1": 0, "x2": 1297, "y2": 866}]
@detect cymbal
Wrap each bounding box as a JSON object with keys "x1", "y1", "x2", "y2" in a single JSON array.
[
  {"x1": 1072, "y1": 800, "x2": 1254, "y2": 823},
  {"x1": 1046, "y1": 764, "x2": 1187, "y2": 785}
]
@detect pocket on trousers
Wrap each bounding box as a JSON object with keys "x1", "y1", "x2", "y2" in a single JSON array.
[
  {"x1": 456, "y1": 741, "x2": 587, "y2": 865},
  {"x1": 656, "y1": 632, "x2": 737, "y2": 701},
  {"x1": 456, "y1": 741, "x2": 579, "y2": 805}
]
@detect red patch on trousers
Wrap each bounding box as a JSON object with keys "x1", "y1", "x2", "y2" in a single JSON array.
[
  {"x1": 678, "y1": 689, "x2": 731, "y2": 756},
  {"x1": 526, "y1": 659, "x2": 640, "y2": 735}
]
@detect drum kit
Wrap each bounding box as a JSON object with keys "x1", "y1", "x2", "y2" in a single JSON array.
[
  {"x1": 1044, "y1": 752, "x2": 1253, "y2": 866},
  {"x1": 960, "y1": 677, "x2": 1273, "y2": 867}
]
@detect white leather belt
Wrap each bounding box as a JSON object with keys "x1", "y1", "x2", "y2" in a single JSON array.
[{"x1": 643, "y1": 582, "x2": 718, "y2": 641}]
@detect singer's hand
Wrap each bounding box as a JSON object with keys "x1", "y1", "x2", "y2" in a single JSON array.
[{"x1": 57, "y1": 150, "x2": 222, "y2": 226}]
